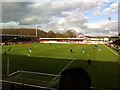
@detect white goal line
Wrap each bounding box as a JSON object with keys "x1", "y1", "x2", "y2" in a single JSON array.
[
  {"x1": 1, "y1": 80, "x2": 57, "y2": 90},
  {"x1": 1, "y1": 80, "x2": 112, "y2": 90},
  {"x1": 8, "y1": 70, "x2": 60, "y2": 77}
]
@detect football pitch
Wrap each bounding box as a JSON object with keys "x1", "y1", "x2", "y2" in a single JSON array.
[{"x1": 2, "y1": 43, "x2": 120, "y2": 90}]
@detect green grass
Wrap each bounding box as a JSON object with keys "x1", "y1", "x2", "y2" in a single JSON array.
[{"x1": 2, "y1": 43, "x2": 120, "y2": 90}]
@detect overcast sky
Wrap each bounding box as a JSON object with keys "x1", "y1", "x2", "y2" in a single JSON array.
[{"x1": 1, "y1": 0, "x2": 119, "y2": 36}]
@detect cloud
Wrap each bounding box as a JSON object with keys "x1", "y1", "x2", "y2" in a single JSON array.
[
  {"x1": 92, "y1": 2, "x2": 118, "y2": 16},
  {"x1": 39, "y1": 8, "x2": 88, "y2": 33},
  {"x1": 101, "y1": 0, "x2": 110, "y2": 3},
  {"x1": 85, "y1": 21, "x2": 118, "y2": 36},
  {"x1": 1, "y1": 21, "x2": 19, "y2": 28},
  {"x1": 1, "y1": 1, "x2": 118, "y2": 36},
  {"x1": 2, "y1": 0, "x2": 50, "y2": 2},
  {"x1": 2, "y1": 2, "x2": 97, "y2": 24},
  {"x1": 103, "y1": 8, "x2": 112, "y2": 14},
  {"x1": 111, "y1": 2, "x2": 118, "y2": 9},
  {"x1": 2, "y1": 2, "x2": 32, "y2": 22},
  {"x1": 0, "y1": 21, "x2": 37, "y2": 29},
  {"x1": 92, "y1": 6, "x2": 102, "y2": 16},
  {"x1": 2, "y1": 0, "x2": 108, "y2": 2},
  {"x1": 62, "y1": 8, "x2": 88, "y2": 24},
  {"x1": 103, "y1": 2, "x2": 118, "y2": 14}
]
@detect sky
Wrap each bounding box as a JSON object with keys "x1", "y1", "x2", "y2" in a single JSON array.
[{"x1": 1, "y1": 0, "x2": 119, "y2": 36}]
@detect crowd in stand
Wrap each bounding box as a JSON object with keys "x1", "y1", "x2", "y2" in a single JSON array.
[
  {"x1": 1, "y1": 36, "x2": 120, "y2": 53},
  {"x1": 1, "y1": 36, "x2": 39, "y2": 45}
]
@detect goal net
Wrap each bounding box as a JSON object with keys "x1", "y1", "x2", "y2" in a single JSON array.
[{"x1": 7, "y1": 70, "x2": 60, "y2": 89}]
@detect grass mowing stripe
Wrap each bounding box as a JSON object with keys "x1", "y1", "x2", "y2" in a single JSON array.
[
  {"x1": 37, "y1": 55, "x2": 75, "y2": 59},
  {"x1": 2, "y1": 44, "x2": 119, "y2": 89},
  {"x1": 50, "y1": 59, "x2": 74, "y2": 85},
  {"x1": 104, "y1": 45, "x2": 120, "y2": 57}
]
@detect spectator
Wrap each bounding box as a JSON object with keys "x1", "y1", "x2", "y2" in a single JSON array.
[{"x1": 88, "y1": 59, "x2": 92, "y2": 68}]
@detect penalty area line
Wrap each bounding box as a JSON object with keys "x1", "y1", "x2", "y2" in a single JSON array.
[{"x1": 50, "y1": 59, "x2": 74, "y2": 85}]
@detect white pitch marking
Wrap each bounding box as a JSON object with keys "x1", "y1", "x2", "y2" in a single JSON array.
[
  {"x1": 1, "y1": 80, "x2": 57, "y2": 90},
  {"x1": 8, "y1": 70, "x2": 21, "y2": 76},
  {"x1": 50, "y1": 59, "x2": 74, "y2": 85},
  {"x1": 26, "y1": 54, "x2": 30, "y2": 56},
  {"x1": 104, "y1": 45, "x2": 120, "y2": 57},
  {"x1": 34, "y1": 46, "x2": 38, "y2": 48},
  {"x1": 37, "y1": 55, "x2": 74, "y2": 60},
  {"x1": 21, "y1": 70, "x2": 60, "y2": 77}
]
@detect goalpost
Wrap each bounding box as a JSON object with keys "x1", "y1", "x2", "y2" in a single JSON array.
[
  {"x1": 7, "y1": 56, "x2": 9, "y2": 76},
  {"x1": 7, "y1": 56, "x2": 20, "y2": 77},
  {"x1": 6, "y1": 56, "x2": 60, "y2": 89}
]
